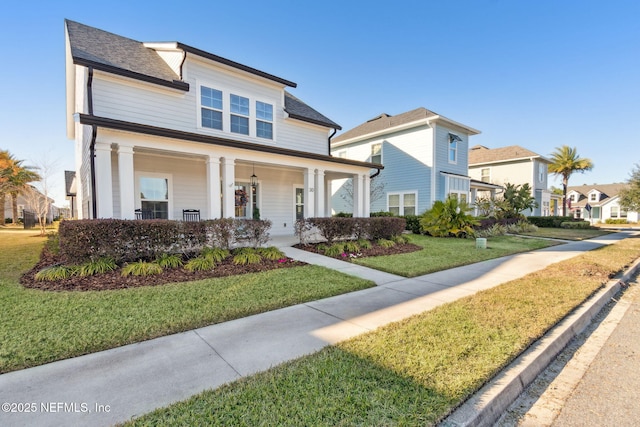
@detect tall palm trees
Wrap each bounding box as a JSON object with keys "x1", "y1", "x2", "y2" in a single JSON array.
[
  {"x1": 0, "y1": 150, "x2": 41, "y2": 224},
  {"x1": 548, "y1": 145, "x2": 594, "y2": 215}
]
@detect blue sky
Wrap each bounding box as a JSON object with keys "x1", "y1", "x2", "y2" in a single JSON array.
[{"x1": 1, "y1": 0, "x2": 638, "y2": 206}]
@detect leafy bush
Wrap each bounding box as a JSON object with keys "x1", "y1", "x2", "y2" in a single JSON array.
[
  {"x1": 185, "y1": 256, "x2": 216, "y2": 272},
  {"x1": 527, "y1": 216, "x2": 574, "y2": 228},
  {"x1": 366, "y1": 217, "x2": 406, "y2": 240},
  {"x1": 232, "y1": 248, "x2": 262, "y2": 265},
  {"x1": 210, "y1": 218, "x2": 236, "y2": 250},
  {"x1": 235, "y1": 219, "x2": 272, "y2": 248},
  {"x1": 333, "y1": 212, "x2": 353, "y2": 218},
  {"x1": 605, "y1": 218, "x2": 629, "y2": 224},
  {"x1": 475, "y1": 223, "x2": 507, "y2": 238},
  {"x1": 308, "y1": 218, "x2": 354, "y2": 243},
  {"x1": 78, "y1": 258, "x2": 117, "y2": 277},
  {"x1": 324, "y1": 243, "x2": 346, "y2": 258},
  {"x1": 561, "y1": 221, "x2": 591, "y2": 229},
  {"x1": 201, "y1": 247, "x2": 230, "y2": 263},
  {"x1": 35, "y1": 265, "x2": 77, "y2": 281},
  {"x1": 256, "y1": 247, "x2": 285, "y2": 261},
  {"x1": 370, "y1": 211, "x2": 395, "y2": 217},
  {"x1": 294, "y1": 219, "x2": 314, "y2": 245},
  {"x1": 377, "y1": 238, "x2": 396, "y2": 248},
  {"x1": 121, "y1": 261, "x2": 163, "y2": 277},
  {"x1": 420, "y1": 197, "x2": 478, "y2": 238},
  {"x1": 357, "y1": 239, "x2": 372, "y2": 249},
  {"x1": 506, "y1": 220, "x2": 539, "y2": 234},
  {"x1": 391, "y1": 235, "x2": 409, "y2": 244},
  {"x1": 402, "y1": 215, "x2": 421, "y2": 234},
  {"x1": 155, "y1": 253, "x2": 184, "y2": 269}
]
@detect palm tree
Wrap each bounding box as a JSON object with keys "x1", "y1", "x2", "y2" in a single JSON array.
[
  {"x1": 0, "y1": 150, "x2": 40, "y2": 224},
  {"x1": 548, "y1": 145, "x2": 594, "y2": 215}
]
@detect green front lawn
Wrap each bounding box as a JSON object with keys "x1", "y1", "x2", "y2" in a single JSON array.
[
  {"x1": 0, "y1": 231, "x2": 373, "y2": 373},
  {"x1": 128, "y1": 236, "x2": 640, "y2": 426},
  {"x1": 353, "y1": 234, "x2": 560, "y2": 277},
  {"x1": 518, "y1": 227, "x2": 613, "y2": 240}
]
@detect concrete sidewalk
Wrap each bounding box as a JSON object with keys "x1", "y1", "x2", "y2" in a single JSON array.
[{"x1": 0, "y1": 232, "x2": 635, "y2": 427}]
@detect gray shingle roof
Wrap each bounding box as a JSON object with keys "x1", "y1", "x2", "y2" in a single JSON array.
[
  {"x1": 468, "y1": 145, "x2": 548, "y2": 165},
  {"x1": 333, "y1": 108, "x2": 438, "y2": 143},
  {"x1": 284, "y1": 92, "x2": 341, "y2": 130},
  {"x1": 65, "y1": 20, "x2": 183, "y2": 88},
  {"x1": 567, "y1": 183, "x2": 628, "y2": 207}
]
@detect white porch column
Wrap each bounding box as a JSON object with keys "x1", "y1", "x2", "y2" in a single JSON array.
[
  {"x1": 315, "y1": 169, "x2": 325, "y2": 217},
  {"x1": 325, "y1": 176, "x2": 332, "y2": 216},
  {"x1": 352, "y1": 173, "x2": 362, "y2": 217},
  {"x1": 207, "y1": 156, "x2": 221, "y2": 219},
  {"x1": 470, "y1": 188, "x2": 478, "y2": 216},
  {"x1": 94, "y1": 141, "x2": 113, "y2": 218},
  {"x1": 221, "y1": 157, "x2": 235, "y2": 218},
  {"x1": 304, "y1": 168, "x2": 315, "y2": 218},
  {"x1": 362, "y1": 174, "x2": 370, "y2": 217},
  {"x1": 118, "y1": 144, "x2": 135, "y2": 219}
]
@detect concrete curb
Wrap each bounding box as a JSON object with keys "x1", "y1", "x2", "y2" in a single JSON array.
[{"x1": 440, "y1": 256, "x2": 640, "y2": 427}]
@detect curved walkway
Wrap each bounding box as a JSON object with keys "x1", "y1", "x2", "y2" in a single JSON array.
[{"x1": 0, "y1": 232, "x2": 635, "y2": 427}]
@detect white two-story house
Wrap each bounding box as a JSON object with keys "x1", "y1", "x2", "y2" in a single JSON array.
[
  {"x1": 330, "y1": 108, "x2": 488, "y2": 215},
  {"x1": 468, "y1": 145, "x2": 554, "y2": 216},
  {"x1": 567, "y1": 183, "x2": 639, "y2": 223},
  {"x1": 65, "y1": 20, "x2": 381, "y2": 235}
]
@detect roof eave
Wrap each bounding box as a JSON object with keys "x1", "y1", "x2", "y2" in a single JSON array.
[
  {"x1": 332, "y1": 117, "x2": 432, "y2": 147},
  {"x1": 285, "y1": 112, "x2": 342, "y2": 130}
]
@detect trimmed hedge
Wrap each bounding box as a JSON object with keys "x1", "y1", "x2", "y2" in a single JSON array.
[
  {"x1": 527, "y1": 216, "x2": 575, "y2": 228},
  {"x1": 401, "y1": 215, "x2": 421, "y2": 234},
  {"x1": 561, "y1": 221, "x2": 591, "y2": 229},
  {"x1": 475, "y1": 217, "x2": 521, "y2": 230},
  {"x1": 303, "y1": 217, "x2": 406, "y2": 243},
  {"x1": 605, "y1": 218, "x2": 629, "y2": 224},
  {"x1": 58, "y1": 219, "x2": 272, "y2": 264}
]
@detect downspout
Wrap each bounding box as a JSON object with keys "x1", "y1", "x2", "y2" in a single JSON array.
[
  {"x1": 87, "y1": 67, "x2": 98, "y2": 219},
  {"x1": 369, "y1": 168, "x2": 382, "y2": 180},
  {"x1": 327, "y1": 128, "x2": 337, "y2": 155}
]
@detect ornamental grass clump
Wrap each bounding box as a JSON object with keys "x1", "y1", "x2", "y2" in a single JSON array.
[
  {"x1": 34, "y1": 265, "x2": 78, "y2": 281},
  {"x1": 78, "y1": 258, "x2": 117, "y2": 277},
  {"x1": 324, "y1": 243, "x2": 346, "y2": 258},
  {"x1": 121, "y1": 261, "x2": 163, "y2": 277},
  {"x1": 185, "y1": 256, "x2": 216, "y2": 272},
  {"x1": 201, "y1": 247, "x2": 230, "y2": 263},
  {"x1": 256, "y1": 247, "x2": 285, "y2": 261},
  {"x1": 232, "y1": 248, "x2": 262, "y2": 265},
  {"x1": 155, "y1": 253, "x2": 184, "y2": 269},
  {"x1": 343, "y1": 241, "x2": 360, "y2": 253},
  {"x1": 377, "y1": 238, "x2": 395, "y2": 248},
  {"x1": 357, "y1": 239, "x2": 372, "y2": 250}
]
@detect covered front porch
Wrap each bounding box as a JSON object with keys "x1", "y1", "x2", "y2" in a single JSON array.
[{"x1": 85, "y1": 129, "x2": 376, "y2": 236}]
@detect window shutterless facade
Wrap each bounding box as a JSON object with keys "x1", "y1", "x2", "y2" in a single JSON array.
[
  {"x1": 201, "y1": 86, "x2": 223, "y2": 130},
  {"x1": 371, "y1": 143, "x2": 382, "y2": 164},
  {"x1": 481, "y1": 168, "x2": 490, "y2": 183},
  {"x1": 139, "y1": 176, "x2": 169, "y2": 219},
  {"x1": 256, "y1": 101, "x2": 273, "y2": 139},
  {"x1": 387, "y1": 192, "x2": 416, "y2": 216},
  {"x1": 230, "y1": 94, "x2": 250, "y2": 135}
]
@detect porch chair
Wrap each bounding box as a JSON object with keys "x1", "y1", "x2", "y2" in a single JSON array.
[
  {"x1": 134, "y1": 209, "x2": 154, "y2": 220},
  {"x1": 182, "y1": 209, "x2": 201, "y2": 222}
]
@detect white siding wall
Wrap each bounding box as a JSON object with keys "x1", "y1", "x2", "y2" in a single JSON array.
[
  {"x1": 91, "y1": 56, "x2": 330, "y2": 157},
  {"x1": 471, "y1": 161, "x2": 533, "y2": 188}
]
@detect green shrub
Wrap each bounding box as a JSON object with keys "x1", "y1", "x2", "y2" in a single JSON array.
[
  {"x1": 316, "y1": 244, "x2": 328, "y2": 253},
  {"x1": 35, "y1": 265, "x2": 77, "y2": 281},
  {"x1": 475, "y1": 223, "x2": 507, "y2": 238},
  {"x1": 121, "y1": 261, "x2": 163, "y2": 277},
  {"x1": 155, "y1": 253, "x2": 184, "y2": 269},
  {"x1": 605, "y1": 218, "x2": 629, "y2": 224},
  {"x1": 561, "y1": 221, "x2": 591, "y2": 229},
  {"x1": 256, "y1": 247, "x2": 285, "y2": 261},
  {"x1": 343, "y1": 241, "x2": 360, "y2": 253},
  {"x1": 333, "y1": 212, "x2": 353, "y2": 217},
  {"x1": 506, "y1": 220, "x2": 539, "y2": 234},
  {"x1": 420, "y1": 197, "x2": 478, "y2": 238},
  {"x1": 527, "y1": 216, "x2": 574, "y2": 228},
  {"x1": 370, "y1": 211, "x2": 395, "y2": 217},
  {"x1": 232, "y1": 248, "x2": 263, "y2": 265},
  {"x1": 391, "y1": 235, "x2": 409, "y2": 244},
  {"x1": 43, "y1": 232, "x2": 60, "y2": 256},
  {"x1": 202, "y1": 247, "x2": 230, "y2": 263},
  {"x1": 357, "y1": 239, "x2": 372, "y2": 249},
  {"x1": 185, "y1": 256, "x2": 216, "y2": 272},
  {"x1": 377, "y1": 238, "x2": 396, "y2": 248},
  {"x1": 78, "y1": 258, "x2": 117, "y2": 277},
  {"x1": 402, "y1": 215, "x2": 421, "y2": 234},
  {"x1": 324, "y1": 243, "x2": 346, "y2": 258}
]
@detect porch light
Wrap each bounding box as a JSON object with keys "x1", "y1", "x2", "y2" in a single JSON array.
[{"x1": 251, "y1": 164, "x2": 258, "y2": 187}]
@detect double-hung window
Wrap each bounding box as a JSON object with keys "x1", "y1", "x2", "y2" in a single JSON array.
[
  {"x1": 480, "y1": 168, "x2": 490, "y2": 183},
  {"x1": 388, "y1": 192, "x2": 416, "y2": 216},
  {"x1": 230, "y1": 94, "x2": 250, "y2": 135},
  {"x1": 201, "y1": 86, "x2": 223, "y2": 130},
  {"x1": 256, "y1": 101, "x2": 273, "y2": 139},
  {"x1": 371, "y1": 143, "x2": 382, "y2": 164}
]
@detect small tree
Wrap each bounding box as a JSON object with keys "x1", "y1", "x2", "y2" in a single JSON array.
[
  {"x1": 420, "y1": 196, "x2": 478, "y2": 238},
  {"x1": 619, "y1": 164, "x2": 640, "y2": 212},
  {"x1": 339, "y1": 176, "x2": 386, "y2": 206},
  {"x1": 549, "y1": 145, "x2": 594, "y2": 215},
  {"x1": 501, "y1": 182, "x2": 538, "y2": 218}
]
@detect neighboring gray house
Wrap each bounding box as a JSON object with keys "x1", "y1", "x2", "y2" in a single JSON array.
[
  {"x1": 468, "y1": 145, "x2": 554, "y2": 216},
  {"x1": 65, "y1": 21, "x2": 381, "y2": 235},
  {"x1": 567, "y1": 183, "x2": 639, "y2": 223},
  {"x1": 330, "y1": 108, "x2": 486, "y2": 216}
]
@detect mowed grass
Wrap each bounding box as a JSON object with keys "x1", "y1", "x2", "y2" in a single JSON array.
[
  {"x1": 353, "y1": 234, "x2": 560, "y2": 277},
  {"x1": 0, "y1": 231, "x2": 374, "y2": 373},
  {"x1": 518, "y1": 227, "x2": 612, "y2": 240},
  {"x1": 128, "y1": 235, "x2": 640, "y2": 426}
]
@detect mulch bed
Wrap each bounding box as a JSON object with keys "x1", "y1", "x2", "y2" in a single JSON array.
[
  {"x1": 293, "y1": 241, "x2": 422, "y2": 258},
  {"x1": 20, "y1": 253, "x2": 305, "y2": 292}
]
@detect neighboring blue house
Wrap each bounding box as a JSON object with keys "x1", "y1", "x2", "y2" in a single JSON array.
[{"x1": 330, "y1": 108, "x2": 487, "y2": 215}]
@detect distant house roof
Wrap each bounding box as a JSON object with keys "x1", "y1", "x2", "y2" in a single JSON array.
[
  {"x1": 333, "y1": 107, "x2": 479, "y2": 146},
  {"x1": 567, "y1": 183, "x2": 628, "y2": 207},
  {"x1": 468, "y1": 145, "x2": 550, "y2": 165},
  {"x1": 65, "y1": 20, "x2": 339, "y2": 130}
]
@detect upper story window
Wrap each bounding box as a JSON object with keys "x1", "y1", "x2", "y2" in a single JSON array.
[
  {"x1": 448, "y1": 133, "x2": 461, "y2": 164},
  {"x1": 256, "y1": 101, "x2": 273, "y2": 139},
  {"x1": 230, "y1": 94, "x2": 250, "y2": 135},
  {"x1": 481, "y1": 168, "x2": 490, "y2": 183},
  {"x1": 201, "y1": 86, "x2": 223, "y2": 130},
  {"x1": 371, "y1": 143, "x2": 382, "y2": 164},
  {"x1": 589, "y1": 192, "x2": 597, "y2": 202},
  {"x1": 538, "y1": 163, "x2": 546, "y2": 183}
]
